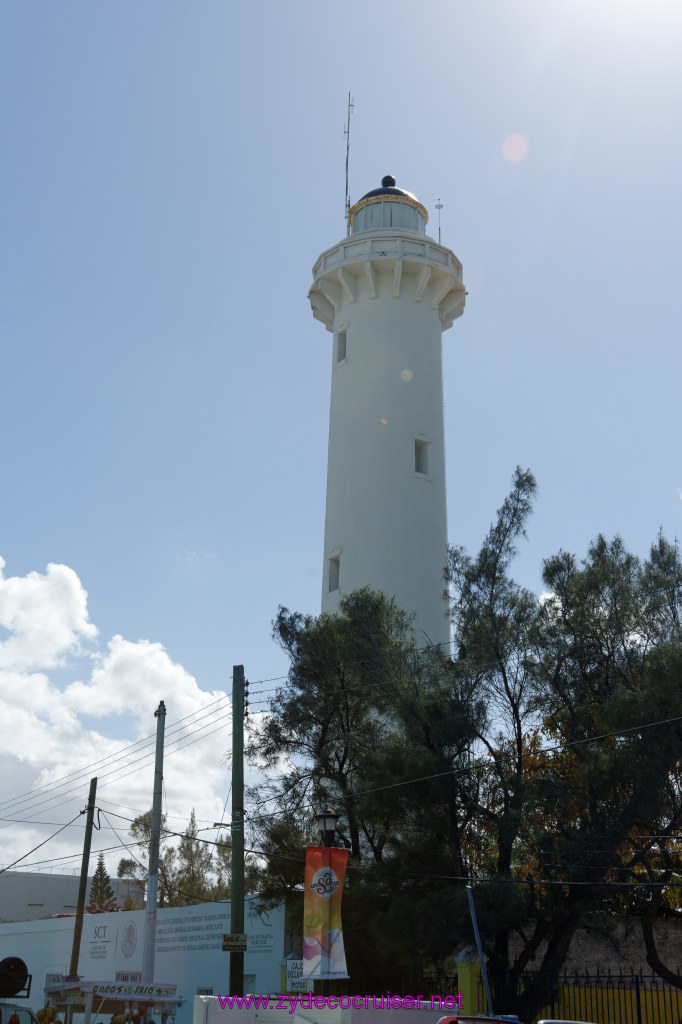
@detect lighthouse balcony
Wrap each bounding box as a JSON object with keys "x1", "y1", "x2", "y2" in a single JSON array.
[
  {"x1": 312, "y1": 232, "x2": 462, "y2": 282},
  {"x1": 309, "y1": 233, "x2": 465, "y2": 333}
]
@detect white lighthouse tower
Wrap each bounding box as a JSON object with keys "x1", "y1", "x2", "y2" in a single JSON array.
[{"x1": 309, "y1": 176, "x2": 465, "y2": 648}]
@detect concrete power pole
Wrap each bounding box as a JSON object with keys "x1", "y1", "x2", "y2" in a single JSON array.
[
  {"x1": 142, "y1": 699, "x2": 166, "y2": 984},
  {"x1": 68, "y1": 776, "x2": 97, "y2": 979},
  {"x1": 229, "y1": 665, "x2": 245, "y2": 996},
  {"x1": 309, "y1": 175, "x2": 465, "y2": 648}
]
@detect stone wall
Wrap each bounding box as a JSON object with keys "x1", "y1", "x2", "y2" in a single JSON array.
[{"x1": 510, "y1": 915, "x2": 682, "y2": 975}]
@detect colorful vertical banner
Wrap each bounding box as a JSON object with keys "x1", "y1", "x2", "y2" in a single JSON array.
[{"x1": 303, "y1": 845, "x2": 350, "y2": 980}]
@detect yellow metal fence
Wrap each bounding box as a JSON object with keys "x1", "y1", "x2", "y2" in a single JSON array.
[
  {"x1": 532, "y1": 973, "x2": 682, "y2": 1024},
  {"x1": 467, "y1": 965, "x2": 682, "y2": 1024}
]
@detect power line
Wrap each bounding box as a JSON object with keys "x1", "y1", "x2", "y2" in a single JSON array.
[
  {"x1": 0, "y1": 816, "x2": 85, "y2": 827},
  {"x1": 119, "y1": 826, "x2": 682, "y2": 893},
  {"x1": 246, "y1": 712, "x2": 682, "y2": 818},
  {"x1": 0, "y1": 811, "x2": 85, "y2": 874},
  {"x1": 0, "y1": 692, "x2": 232, "y2": 816},
  {"x1": 5, "y1": 840, "x2": 139, "y2": 872},
  {"x1": 1, "y1": 618, "x2": 636, "y2": 822},
  {"x1": 10, "y1": 828, "x2": 680, "y2": 894},
  {"x1": 248, "y1": 620, "x2": 680, "y2": 716},
  {"x1": 4, "y1": 664, "x2": 678, "y2": 881},
  {"x1": 95, "y1": 797, "x2": 214, "y2": 826},
  {"x1": 0, "y1": 706, "x2": 233, "y2": 825},
  {"x1": 100, "y1": 811, "x2": 149, "y2": 876}
]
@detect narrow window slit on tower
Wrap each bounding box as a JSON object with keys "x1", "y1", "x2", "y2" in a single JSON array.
[
  {"x1": 335, "y1": 330, "x2": 347, "y2": 364},
  {"x1": 328, "y1": 555, "x2": 340, "y2": 592},
  {"x1": 415, "y1": 438, "x2": 429, "y2": 475}
]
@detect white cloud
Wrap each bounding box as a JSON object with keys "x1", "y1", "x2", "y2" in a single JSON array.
[
  {"x1": 0, "y1": 668, "x2": 82, "y2": 748},
  {"x1": 177, "y1": 549, "x2": 216, "y2": 564},
  {"x1": 0, "y1": 557, "x2": 97, "y2": 671},
  {"x1": 0, "y1": 557, "x2": 232, "y2": 876},
  {"x1": 65, "y1": 635, "x2": 209, "y2": 721}
]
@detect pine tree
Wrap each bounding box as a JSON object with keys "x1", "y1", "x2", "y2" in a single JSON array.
[
  {"x1": 175, "y1": 809, "x2": 214, "y2": 904},
  {"x1": 87, "y1": 853, "x2": 119, "y2": 913},
  {"x1": 117, "y1": 809, "x2": 217, "y2": 906}
]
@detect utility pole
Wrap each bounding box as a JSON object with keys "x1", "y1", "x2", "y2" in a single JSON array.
[
  {"x1": 229, "y1": 665, "x2": 245, "y2": 996},
  {"x1": 68, "y1": 776, "x2": 97, "y2": 979},
  {"x1": 142, "y1": 699, "x2": 166, "y2": 984}
]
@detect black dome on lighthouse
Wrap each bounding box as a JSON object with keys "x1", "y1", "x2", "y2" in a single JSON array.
[{"x1": 359, "y1": 175, "x2": 419, "y2": 202}]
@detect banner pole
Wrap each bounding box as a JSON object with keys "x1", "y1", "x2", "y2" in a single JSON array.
[{"x1": 466, "y1": 885, "x2": 494, "y2": 1015}]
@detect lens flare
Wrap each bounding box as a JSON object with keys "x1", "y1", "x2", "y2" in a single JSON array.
[{"x1": 501, "y1": 133, "x2": 529, "y2": 163}]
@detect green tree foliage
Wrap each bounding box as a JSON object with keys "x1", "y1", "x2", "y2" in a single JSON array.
[
  {"x1": 248, "y1": 468, "x2": 682, "y2": 1010},
  {"x1": 446, "y1": 471, "x2": 681, "y2": 1014},
  {"x1": 117, "y1": 810, "x2": 179, "y2": 906},
  {"x1": 212, "y1": 831, "x2": 233, "y2": 900},
  {"x1": 246, "y1": 587, "x2": 484, "y2": 987},
  {"x1": 175, "y1": 809, "x2": 215, "y2": 904},
  {"x1": 209, "y1": 830, "x2": 261, "y2": 901},
  {"x1": 117, "y1": 809, "x2": 258, "y2": 906},
  {"x1": 86, "y1": 853, "x2": 119, "y2": 913},
  {"x1": 247, "y1": 588, "x2": 431, "y2": 866},
  {"x1": 245, "y1": 589, "x2": 450, "y2": 988},
  {"x1": 518, "y1": 533, "x2": 682, "y2": 998}
]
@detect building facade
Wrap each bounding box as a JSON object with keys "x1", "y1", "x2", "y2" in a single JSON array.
[
  {"x1": 0, "y1": 899, "x2": 285, "y2": 1024},
  {"x1": 0, "y1": 872, "x2": 142, "y2": 923}
]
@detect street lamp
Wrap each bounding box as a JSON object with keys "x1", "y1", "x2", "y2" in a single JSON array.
[{"x1": 316, "y1": 807, "x2": 339, "y2": 848}]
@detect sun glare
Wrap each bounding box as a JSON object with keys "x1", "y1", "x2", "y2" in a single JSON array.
[{"x1": 501, "y1": 133, "x2": 529, "y2": 163}]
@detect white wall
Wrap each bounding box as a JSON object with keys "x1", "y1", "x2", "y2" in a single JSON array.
[
  {"x1": 0, "y1": 900, "x2": 285, "y2": 1024},
  {"x1": 0, "y1": 872, "x2": 142, "y2": 922},
  {"x1": 192, "y1": 994, "x2": 466, "y2": 1024}
]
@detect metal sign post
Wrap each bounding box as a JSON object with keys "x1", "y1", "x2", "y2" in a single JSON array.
[
  {"x1": 466, "y1": 884, "x2": 494, "y2": 1016},
  {"x1": 222, "y1": 933, "x2": 248, "y2": 953}
]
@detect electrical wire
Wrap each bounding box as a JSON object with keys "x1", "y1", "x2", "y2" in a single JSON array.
[
  {"x1": 129, "y1": 827, "x2": 682, "y2": 892},
  {"x1": 5, "y1": 841, "x2": 137, "y2": 872},
  {"x1": 0, "y1": 624, "x2": 661, "y2": 820},
  {"x1": 3, "y1": 638, "x2": 679, "y2": 882},
  {"x1": 219, "y1": 783, "x2": 232, "y2": 828},
  {"x1": 0, "y1": 708, "x2": 233, "y2": 825},
  {"x1": 8, "y1": 801, "x2": 678, "y2": 893},
  {"x1": 244, "y1": 645, "x2": 632, "y2": 712},
  {"x1": 0, "y1": 692, "x2": 232, "y2": 816},
  {"x1": 98, "y1": 810, "x2": 260, "y2": 908},
  {"x1": 0, "y1": 811, "x2": 85, "y2": 874},
  {"x1": 100, "y1": 811, "x2": 149, "y2": 876},
  {"x1": 94, "y1": 797, "x2": 213, "y2": 826},
  {"x1": 244, "y1": 712, "x2": 682, "y2": 819}
]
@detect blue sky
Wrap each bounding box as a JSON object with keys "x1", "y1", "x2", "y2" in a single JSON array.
[{"x1": 1, "y1": 0, "x2": 681, "y2": 873}]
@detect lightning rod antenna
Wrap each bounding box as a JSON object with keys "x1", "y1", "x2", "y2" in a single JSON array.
[
  {"x1": 436, "y1": 197, "x2": 443, "y2": 244},
  {"x1": 344, "y1": 92, "x2": 354, "y2": 236}
]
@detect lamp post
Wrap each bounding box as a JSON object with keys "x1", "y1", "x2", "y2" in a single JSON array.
[
  {"x1": 316, "y1": 807, "x2": 339, "y2": 848},
  {"x1": 315, "y1": 807, "x2": 339, "y2": 996}
]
